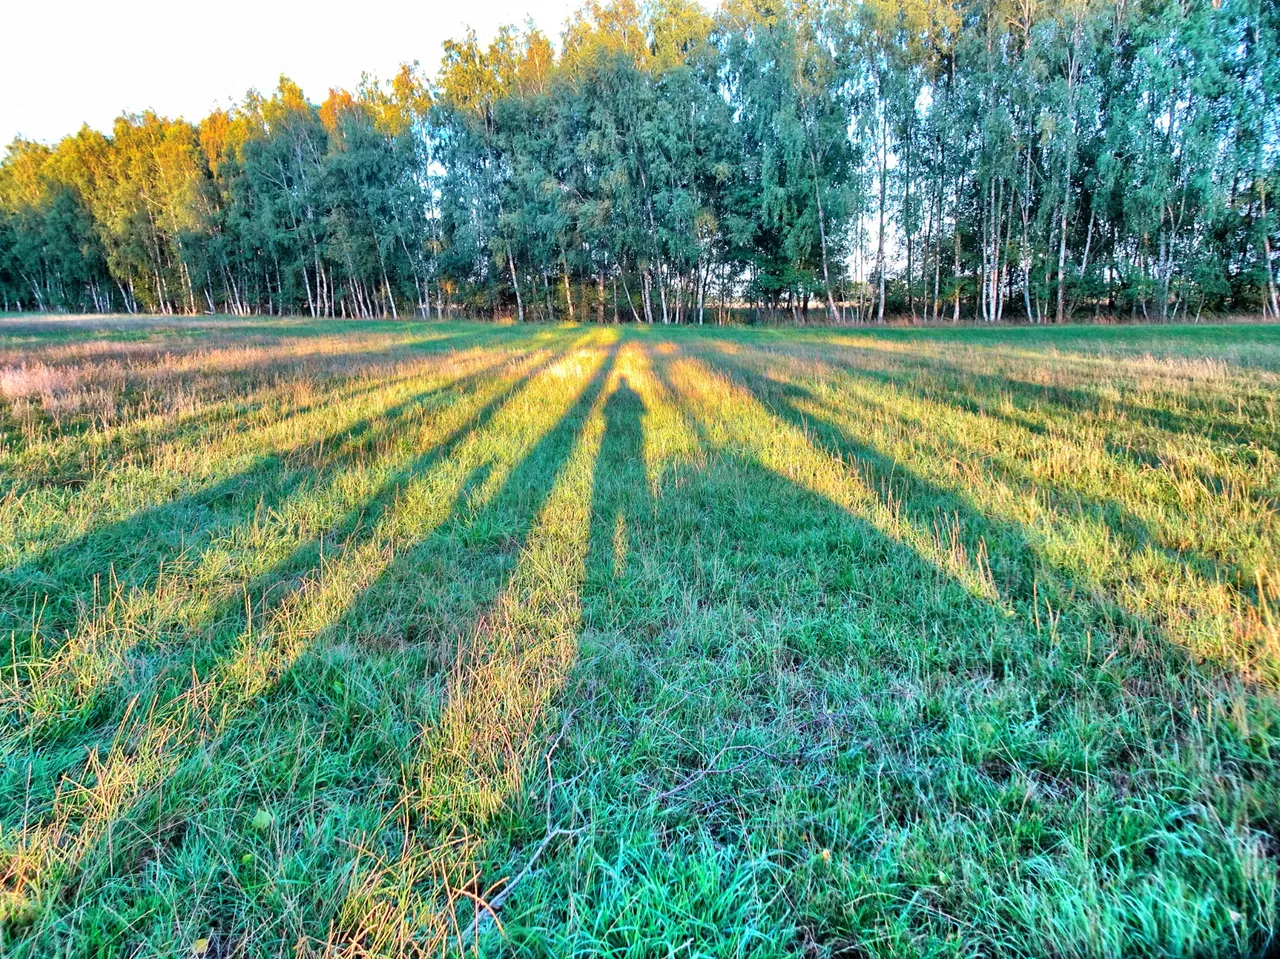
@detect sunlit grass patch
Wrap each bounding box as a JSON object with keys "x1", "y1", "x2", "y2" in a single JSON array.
[{"x1": 0, "y1": 316, "x2": 1277, "y2": 958}]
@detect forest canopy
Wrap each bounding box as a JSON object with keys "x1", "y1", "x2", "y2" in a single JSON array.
[{"x1": 1, "y1": 0, "x2": 1277, "y2": 324}]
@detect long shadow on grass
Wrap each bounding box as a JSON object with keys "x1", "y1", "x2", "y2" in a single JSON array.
[
  {"x1": 661, "y1": 343, "x2": 1225, "y2": 754},
  {"x1": 305, "y1": 340, "x2": 617, "y2": 668},
  {"x1": 684, "y1": 342, "x2": 1279, "y2": 910},
  {"x1": 439, "y1": 347, "x2": 1155, "y2": 949},
  {"x1": 0, "y1": 346, "x2": 555, "y2": 656},
  {"x1": 8, "y1": 344, "x2": 620, "y2": 953},
  {"x1": 710, "y1": 342, "x2": 1271, "y2": 653},
  {"x1": 477, "y1": 345, "x2": 1104, "y2": 951},
  {"x1": 158, "y1": 341, "x2": 616, "y2": 947},
  {"x1": 474, "y1": 367, "x2": 759, "y2": 951},
  {"x1": 0, "y1": 324, "x2": 551, "y2": 490},
  {"x1": 0, "y1": 358, "x2": 476, "y2": 497},
  {"x1": 851, "y1": 350, "x2": 1280, "y2": 456},
  {"x1": 583, "y1": 375, "x2": 657, "y2": 640},
  {"x1": 0, "y1": 341, "x2": 586, "y2": 831},
  {"x1": 764, "y1": 338, "x2": 1278, "y2": 515},
  {"x1": 848, "y1": 377, "x2": 1267, "y2": 596},
  {"x1": 867, "y1": 356, "x2": 1280, "y2": 516},
  {"x1": 651, "y1": 344, "x2": 1108, "y2": 705},
  {"x1": 708, "y1": 352, "x2": 1156, "y2": 637},
  {"x1": 385, "y1": 344, "x2": 1224, "y2": 951},
  {"x1": 852, "y1": 361, "x2": 1248, "y2": 593},
  {"x1": 636, "y1": 346, "x2": 1280, "y2": 956},
  {"x1": 12, "y1": 336, "x2": 1276, "y2": 957}
]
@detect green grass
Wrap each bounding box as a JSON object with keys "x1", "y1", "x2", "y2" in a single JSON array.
[{"x1": 0, "y1": 315, "x2": 1277, "y2": 957}]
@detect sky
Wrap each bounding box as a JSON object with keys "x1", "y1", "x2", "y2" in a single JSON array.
[{"x1": 0, "y1": 0, "x2": 587, "y2": 146}]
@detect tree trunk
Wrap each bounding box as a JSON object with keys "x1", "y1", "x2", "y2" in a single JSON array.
[
  {"x1": 952, "y1": 204, "x2": 962, "y2": 323},
  {"x1": 1262, "y1": 185, "x2": 1279, "y2": 318},
  {"x1": 657, "y1": 265, "x2": 669, "y2": 324},
  {"x1": 807, "y1": 141, "x2": 839, "y2": 322},
  {"x1": 1055, "y1": 154, "x2": 1072, "y2": 324},
  {"x1": 876, "y1": 114, "x2": 889, "y2": 324},
  {"x1": 508, "y1": 250, "x2": 524, "y2": 322}
]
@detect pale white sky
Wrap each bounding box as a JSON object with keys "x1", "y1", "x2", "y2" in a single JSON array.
[{"x1": 0, "y1": 0, "x2": 587, "y2": 146}]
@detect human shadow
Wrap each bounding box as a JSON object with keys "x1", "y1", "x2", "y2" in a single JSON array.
[{"x1": 582, "y1": 375, "x2": 658, "y2": 636}]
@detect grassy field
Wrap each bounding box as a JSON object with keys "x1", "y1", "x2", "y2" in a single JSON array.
[{"x1": 0, "y1": 315, "x2": 1277, "y2": 958}]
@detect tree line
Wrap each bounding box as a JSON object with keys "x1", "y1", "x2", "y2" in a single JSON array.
[{"x1": 2, "y1": 0, "x2": 1277, "y2": 324}]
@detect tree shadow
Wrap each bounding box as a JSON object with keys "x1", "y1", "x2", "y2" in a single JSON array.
[
  {"x1": 431, "y1": 346, "x2": 1141, "y2": 949},
  {"x1": 0, "y1": 351, "x2": 517, "y2": 497},
  {"x1": 703, "y1": 342, "x2": 1274, "y2": 671},
  {"x1": 845, "y1": 349, "x2": 1279, "y2": 458},
  {"x1": 315, "y1": 340, "x2": 618, "y2": 674},
  {"x1": 0, "y1": 339, "x2": 603, "y2": 923},
  {"x1": 630, "y1": 345, "x2": 1278, "y2": 955},
  {"x1": 457, "y1": 344, "x2": 1115, "y2": 950},
  {"x1": 0, "y1": 339, "x2": 588, "y2": 837},
  {"x1": 8, "y1": 342, "x2": 621, "y2": 953},
  {"x1": 867, "y1": 364, "x2": 1243, "y2": 590},
  {"x1": 746, "y1": 335, "x2": 1278, "y2": 524},
  {"x1": 0, "y1": 344, "x2": 555, "y2": 654},
  {"x1": 0, "y1": 369, "x2": 397, "y2": 495},
  {"x1": 0, "y1": 324, "x2": 554, "y2": 486},
  {"x1": 7, "y1": 332, "x2": 1277, "y2": 958}
]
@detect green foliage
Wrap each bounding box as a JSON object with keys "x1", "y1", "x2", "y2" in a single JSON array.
[{"x1": 0, "y1": 0, "x2": 1276, "y2": 322}]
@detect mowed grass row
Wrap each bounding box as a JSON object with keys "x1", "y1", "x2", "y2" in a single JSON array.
[{"x1": 0, "y1": 316, "x2": 1277, "y2": 958}]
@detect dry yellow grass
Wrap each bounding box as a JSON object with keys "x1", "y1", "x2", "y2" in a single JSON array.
[{"x1": 0, "y1": 316, "x2": 1277, "y2": 958}]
